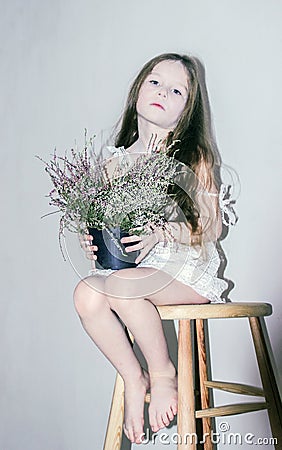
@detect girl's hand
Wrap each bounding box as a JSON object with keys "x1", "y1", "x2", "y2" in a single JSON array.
[
  {"x1": 79, "y1": 234, "x2": 98, "y2": 260},
  {"x1": 121, "y1": 230, "x2": 160, "y2": 264}
]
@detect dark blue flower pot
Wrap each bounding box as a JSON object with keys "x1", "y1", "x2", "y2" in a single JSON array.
[{"x1": 88, "y1": 227, "x2": 140, "y2": 270}]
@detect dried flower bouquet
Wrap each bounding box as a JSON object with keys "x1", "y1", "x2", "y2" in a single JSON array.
[{"x1": 37, "y1": 133, "x2": 179, "y2": 258}]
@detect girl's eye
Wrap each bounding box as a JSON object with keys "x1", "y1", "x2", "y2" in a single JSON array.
[
  {"x1": 172, "y1": 88, "x2": 182, "y2": 96},
  {"x1": 149, "y1": 79, "x2": 159, "y2": 86}
]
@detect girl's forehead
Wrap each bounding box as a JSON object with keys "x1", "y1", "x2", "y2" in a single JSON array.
[{"x1": 149, "y1": 60, "x2": 189, "y2": 86}]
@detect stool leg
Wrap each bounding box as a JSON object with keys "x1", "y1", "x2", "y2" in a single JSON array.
[
  {"x1": 103, "y1": 372, "x2": 125, "y2": 450},
  {"x1": 249, "y1": 317, "x2": 282, "y2": 446},
  {"x1": 196, "y1": 319, "x2": 212, "y2": 450},
  {"x1": 178, "y1": 319, "x2": 197, "y2": 450}
]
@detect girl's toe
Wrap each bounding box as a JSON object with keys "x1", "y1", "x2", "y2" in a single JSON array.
[
  {"x1": 123, "y1": 425, "x2": 133, "y2": 443},
  {"x1": 167, "y1": 410, "x2": 174, "y2": 421},
  {"x1": 135, "y1": 432, "x2": 142, "y2": 443},
  {"x1": 149, "y1": 411, "x2": 158, "y2": 432},
  {"x1": 134, "y1": 426, "x2": 144, "y2": 443},
  {"x1": 162, "y1": 413, "x2": 170, "y2": 426},
  {"x1": 157, "y1": 414, "x2": 165, "y2": 430}
]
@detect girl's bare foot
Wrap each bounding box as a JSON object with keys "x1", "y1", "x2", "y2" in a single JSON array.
[
  {"x1": 123, "y1": 370, "x2": 150, "y2": 444},
  {"x1": 148, "y1": 365, "x2": 178, "y2": 432}
]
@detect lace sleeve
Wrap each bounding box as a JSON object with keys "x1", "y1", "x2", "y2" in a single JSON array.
[
  {"x1": 198, "y1": 184, "x2": 238, "y2": 227},
  {"x1": 106, "y1": 145, "x2": 127, "y2": 157},
  {"x1": 218, "y1": 184, "x2": 238, "y2": 226}
]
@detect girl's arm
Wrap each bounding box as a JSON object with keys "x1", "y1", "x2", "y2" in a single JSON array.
[
  {"x1": 153, "y1": 222, "x2": 192, "y2": 245},
  {"x1": 195, "y1": 159, "x2": 222, "y2": 242},
  {"x1": 153, "y1": 160, "x2": 222, "y2": 246}
]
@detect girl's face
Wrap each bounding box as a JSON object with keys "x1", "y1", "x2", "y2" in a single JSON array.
[{"x1": 136, "y1": 60, "x2": 189, "y2": 131}]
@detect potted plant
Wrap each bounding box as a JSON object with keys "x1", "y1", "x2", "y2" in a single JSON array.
[{"x1": 37, "y1": 133, "x2": 178, "y2": 269}]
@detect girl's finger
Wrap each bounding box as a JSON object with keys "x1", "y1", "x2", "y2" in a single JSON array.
[
  {"x1": 79, "y1": 234, "x2": 93, "y2": 247},
  {"x1": 135, "y1": 248, "x2": 148, "y2": 264},
  {"x1": 125, "y1": 241, "x2": 143, "y2": 252},
  {"x1": 87, "y1": 253, "x2": 97, "y2": 260},
  {"x1": 81, "y1": 243, "x2": 96, "y2": 252},
  {"x1": 79, "y1": 233, "x2": 93, "y2": 241},
  {"x1": 121, "y1": 235, "x2": 142, "y2": 244}
]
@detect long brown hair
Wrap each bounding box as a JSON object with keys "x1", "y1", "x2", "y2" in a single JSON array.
[{"x1": 115, "y1": 53, "x2": 219, "y2": 236}]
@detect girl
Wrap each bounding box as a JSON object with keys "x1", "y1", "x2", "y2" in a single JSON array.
[{"x1": 74, "y1": 53, "x2": 228, "y2": 444}]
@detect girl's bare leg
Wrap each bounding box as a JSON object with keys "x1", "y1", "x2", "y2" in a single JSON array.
[
  {"x1": 104, "y1": 267, "x2": 209, "y2": 435},
  {"x1": 73, "y1": 275, "x2": 150, "y2": 444}
]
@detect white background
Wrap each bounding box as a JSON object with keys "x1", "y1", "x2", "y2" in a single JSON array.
[{"x1": 1, "y1": 0, "x2": 281, "y2": 449}]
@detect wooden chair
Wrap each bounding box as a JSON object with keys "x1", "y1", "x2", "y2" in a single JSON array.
[{"x1": 103, "y1": 302, "x2": 282, "y2": 449}]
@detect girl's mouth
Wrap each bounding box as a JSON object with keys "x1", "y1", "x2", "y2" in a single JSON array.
[{"x1": 150, "y1": 103, "x2": 165, "y2": 111}]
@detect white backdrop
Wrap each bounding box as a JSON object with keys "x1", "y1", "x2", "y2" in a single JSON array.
[{"x1": 1, "y1": 0, "x2": 281, "y2": 449}]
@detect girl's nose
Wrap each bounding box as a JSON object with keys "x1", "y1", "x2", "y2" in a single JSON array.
[{"x1": 158, "y1": 87, "x2": 167, "y2": 98}]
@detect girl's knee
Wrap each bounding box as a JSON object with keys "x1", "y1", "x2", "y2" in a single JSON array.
[
  {"x1": 104, "y1": 272, "x2": 142, "y2": 309},
  {"x1": 73, "y1": 278, "x2": 107, "y2": 318},
  {"x1": 104, "y1": 272, "x2": 132, "y2": 302},
  {"x1": 104, "y1": 268, "x2": 159, "y2": 302}
]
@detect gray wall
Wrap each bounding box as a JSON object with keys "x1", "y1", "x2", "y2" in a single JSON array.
[{"x1": 1, "y1": 0, "x2": 281, "y2": 449}]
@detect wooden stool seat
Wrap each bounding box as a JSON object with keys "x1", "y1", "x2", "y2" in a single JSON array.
[
  {"x1": 157, "y1": 302, "x2": 272, "y2": 319},
  {"x1": 103, "y1": 302, "x2": 282, "y2": 449}
]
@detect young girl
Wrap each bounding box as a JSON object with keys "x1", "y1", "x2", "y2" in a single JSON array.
[{"x1": 74, "y1": 53, "x2": 228, "y2": 444}]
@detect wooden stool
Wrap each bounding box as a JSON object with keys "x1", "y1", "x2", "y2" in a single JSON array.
[{"x1": 103, "y1": 302, "x2": 282, "y2": 449}]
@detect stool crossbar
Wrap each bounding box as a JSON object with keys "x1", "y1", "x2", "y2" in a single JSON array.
[{"x1": 103, "y1": 302, "x2": 282, "y2": 450}]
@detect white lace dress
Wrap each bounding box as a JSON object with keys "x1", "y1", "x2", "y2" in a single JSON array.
[{"x1": 92, "y1": 147, "x2": 231, "y2": 303}]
